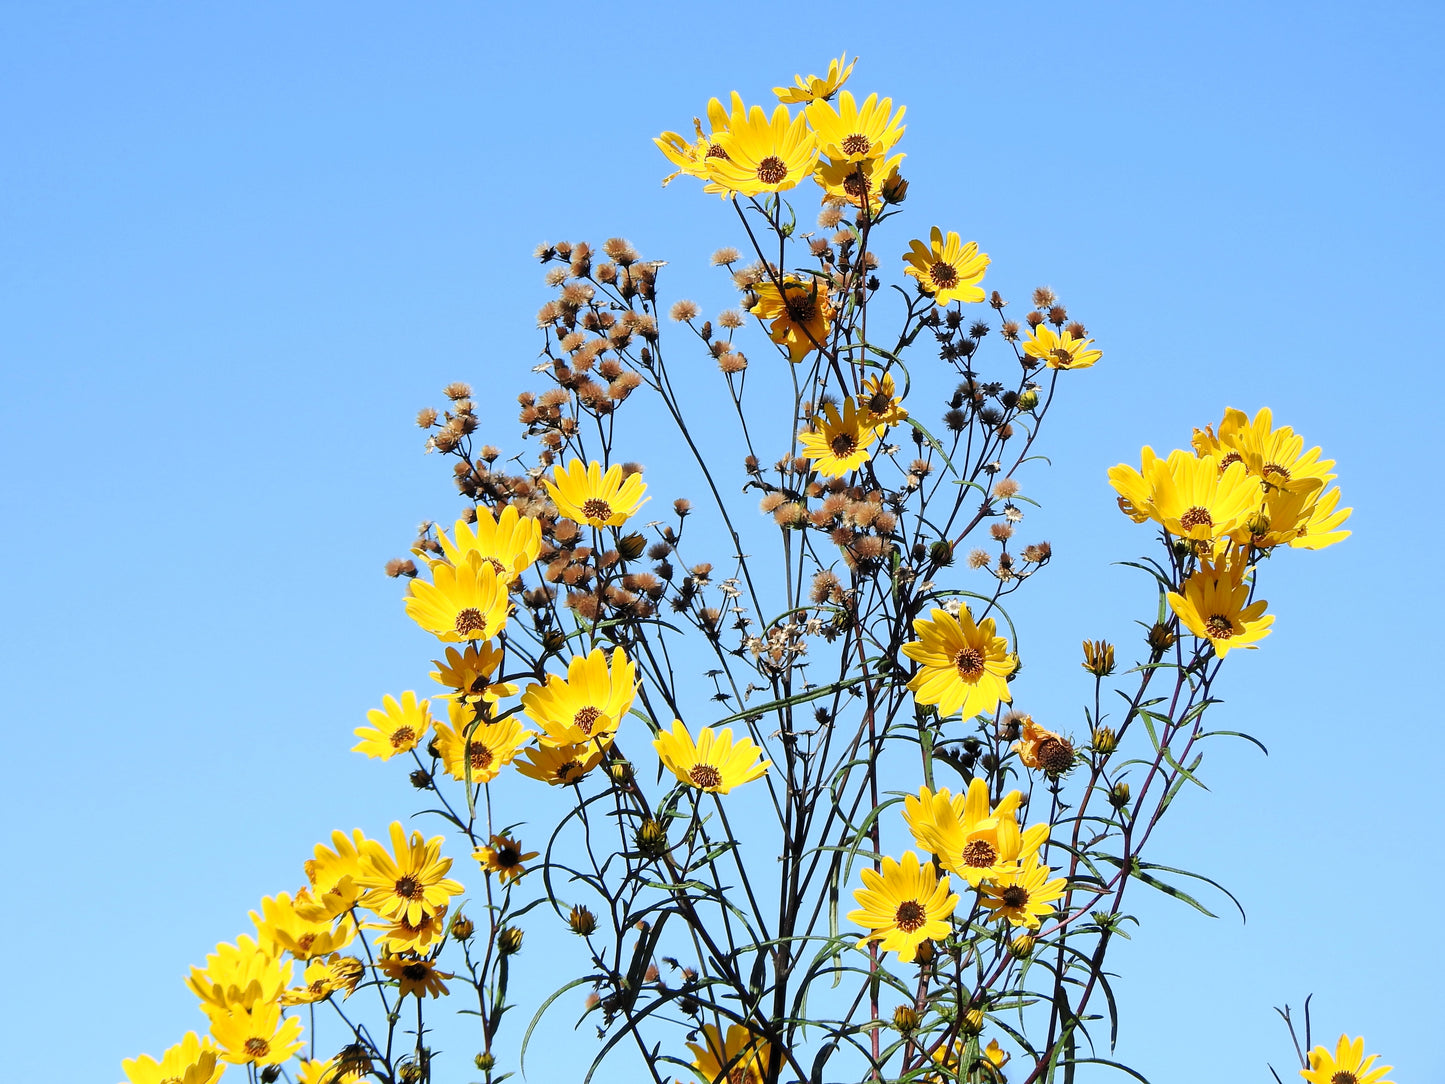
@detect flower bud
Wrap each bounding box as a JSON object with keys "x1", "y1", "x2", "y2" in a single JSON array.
[
  {"x1": 1015, "y1": 388, "x2": 1040, "y2": 412},
  {"x1": 1090, "y1": 726, "x2": 1118, "y2": 756},
  {"x1": 475, "y1": 1052, "x2": 495, "y2": 1071},
  {"x1": 449, "y1": 913, "x2": 475, "y2": 940},
  {"x1": 881, "y1": 171, "x2": 909, "y2": 203},
  {"x1": 409, "y1": 768, "x2": 432, "y2": 789},
  {"x1": 497, "y1": 926, "x2": 524, "y2": 955},
  {"x1": 892, "y1": 1005, "x2": 920, "y2": 1034},
  {"x1": 913, "y1": 939, "x2": 935, "y2": 964},
  {"x1": 569, "y1": 904, "x2": 597, "y2": 936},
  {"x1": 1146, "y1": 622, "x2": 1176, "y2": 654},
  {"x1": 635, "y1": 819, "x2": 668, "y2": 859},
  {"x1": 1081, "y1": 639, "x2": 1115, "y2": 676},
  {"x1": 961, "y1": 1007, "x2": 986, "y2": 1035},
  {"x1": 1109, "y1": 782, "x2": 1131, "y2": 809},
  {"x1": 1009, "y1": 933, "x2": 1036, "y2": 959},
  {"x1": 929, "y1": 539, "x2": 954, "y2": 567},
  {"x1": 617, "y1": 532, "x2": 646, "y2": 561},
  {"x1": 260, "y1": 1067, "x2": 281, "y2": 1084}
]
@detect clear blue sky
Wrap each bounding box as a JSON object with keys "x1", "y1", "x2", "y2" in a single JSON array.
[{"x1": 3, "y1": 3, "x2": 1441, "y2": 1081}]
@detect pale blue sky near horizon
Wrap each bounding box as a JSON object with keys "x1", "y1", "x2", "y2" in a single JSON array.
[{"x1": 3, "y1": 3, "x2": 1442, "y2": 1082}]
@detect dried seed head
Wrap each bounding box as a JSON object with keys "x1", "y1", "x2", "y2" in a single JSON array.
[
  {"x1": 1032, "y1": 287, "x2": 1057, "y2": 308},
  {"x1": 1048, "y1": 305, "x2": 1068, "y2": 326},
  {"x1": 967, "y1": 548, "x2": 991, "y2": 569},
  {"x1": 1065, "y1": 321, "x2": 1087, "y2": 339},
  {"x1": 416, "y1": 407, "x2": 438, "y2": 428},
  {"x1": 443, "y1": 382, "x2": 472, "y2": 401},
  {"x1": 669, "y1": 299, "x2": 699, "y2": 322},
  {"x1": 711, "y1": 246, "x2": 741, "y2": 266},
  {"x1": 818, "y1": 206, "x2": 844, "y2": 228},
  {"x1": 992, "y1": 478, "x2": 1020, "y2": 499}
]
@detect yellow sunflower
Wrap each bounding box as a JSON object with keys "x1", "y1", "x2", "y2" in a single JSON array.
[
  {"x1": 474, "y1": 832, "x2": 539, "y2": 885},
  {"x1": 1288, "y1": 484, "x2": 1352, "y2": 550},
  {"x1": 774, "y1": 53, "x2": 855, "y2": 104},
  {"x1": 364, "y1": 904, "x2": 449, "y2": 954},
  {"x1": 686, "y1": 1022, "x2": 774, "y2": 1084},
  {"x1": 122, "y1": 1033, "x2": 223, "y2": 1084},
  {"x1": 434, "y1": 504, "x2": 542, "y2": 581},
  {"x1": 706, "y1": 99, "x2": 819, "y2": 196},
  {"x1": 378, "y1": 954, "x2": 453, "y2": 999},
  {"x1": 352, "y1": 691, "x2": 431, "y2": 761},
  {"x1": 814, "y1": 151, "x2": 905, "y2": 216},
  {"x1": 903, "y1": 227, "x2": 990, "y2": 306},
  {"x1": 280, "y1": 957, "x2": 342, "y2": 1006},
  {"x1": 1167, "y1": 551, "x2": 1272, "y2": 658},
  {"x1": 514, "y1": 740, "x2": 605, "y2": 786},
  {"x1": 1193, "y1": 407, "x2": 1337, "y2": 492},
  {"x1": 432, "y1": 702, "x2": 534, "y2": 784},
  {"x1": 1021, "y1": 323, "x2": 1102, "y2": 370},
  {"x1": 355, "y1": 821, "x2": 465, "y2": 927},
  {"x1": 901, "y1": 607, "x2": 1016, "y2": 720},
  {"x1": 654, "y1": 719, "x2": 771, "y2": 794},
  {"x1": 903, "y1": 779, "x2": 1048, "y2": 888},
  {"x1": 186, "y1": 935, "x2": 291, "y2": 1020},
  {"x1": 857, "y1": 371, "x2": 908, "y2": 430},
  {"x1": 1146, "y1": 452, "x2": 1260, "y2": 545},
  {"x1": 805, "y1": 91, "x2": 905, "y2": 161},
  {"x1": 405, "y1": 552, "x2": 510, "y2": 643},
  {"x1": 798, "y1": 397, "x2": 877, "y2": 478},
  {"x1": 977, "y1": 856, "x2": 1068, "y2": 929},
  {"x1": 429, "y1": 642, "x2": 504, "y2": 701},
  {"x1": 208, "y1": 1001, "x2": 304, "y2": 1067},
  {"x1": 297, "y1": 829, "x2": 367, "y2": 922},
  {"x1": 1301, "y1": 1036, "x2": 1394, "y2": 1084},
  {"x1": 522, "y1": 646, "x2": 637, "y2": 748},
  {"x1": 1233, "y1": 476, "x2": 1325, "y2": 550},
  {"x1": 546, "y1": 458, "x2": 649, "y2": 528},
  {"x1": 1108, "y1": 445, "x2": 1179, "y2": 524},
  {"x1": 296, "y1": 1055, "x2": 369, "y2": 1084},
  {"x1": 748, "y1": 274, "x2": 834, "y2": 362},
  {"x1": 251, "y1": 891, "x2": 355, "y2": 960},
  {"x1": 654, "y1": 95, "x2": 734, "y2": 191},
  {"x1": 847, "y1": 851, "x2": 958, "y2": 963}
]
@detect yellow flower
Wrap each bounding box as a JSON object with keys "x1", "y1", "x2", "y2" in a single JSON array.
[
  {"x1": 208, "y1": 1001, "x2": 304, "y2": 1067},
  {"x1": 857, "y1": 371, "x2": 908, "y2": 430},
  {"x1": 774, "y1": 53, "x2": 855, "y2": 104},
  {"x1": 653, "y1": 719, "x2": 771, "y2": 794},
  {"x1": 978, "y1": 856, "x2": 1068, "y2": 929},
  {"x1": 1013, "y1": 716, "x2": 1075, "y2": 776},
  {"x1": 1194, "y1": 407, "x2": 1337, "y2": 492},
  {"x1": 903, "y1": 779, "x2": 1048, "y2": 888},
  {"x1": 1129, "y1": 450, "x2": 1260, "y2": 544},
  {"x1": 352, "y1": 691, "x2": 431, "y2": 761},
  {"x1": 1236, "y1": 477, "x2": 1325, "y2": 549},
  {"x1": 514, "y1": 739, "x2": 606, "y2": 785},
  {"x1": 378, "y1": 954, "x2": 453, "y2": 999},
  {"x1": 903, "y1": 227, "x2": 990, "y2": 306},
  {"x1": 522, "y1": 646, "x2": 637, "y2": 748},
  {"x1": 355, "y1": 821, "x2": 464, "y2": 927},
  {"x1": 984, "y1": 1038, "x2": 1010, "y2": 1074},
  {"x1": 546, "y1": 458, "x2": 649, "y2": 528},
  {"x1": 1288, "y1": 484, "x2": 1352, "y2": 550},
  {"x1": 654, "y1": 95, "x2": 733, "y2": 190},
  {"x1": 365, "y1": 904, "x2": 449, "y2": 954},
  {"x1": 251, "y1": 891, "x2": 355, "y2": 960},
  {"x1": 798, "y1": 397, "x2": 877, "y2": 478},
  {"x1": 1107, "y1": 445, "x2": 1180, "y2": 524},
  {"x1": 1021, "y1": 323, "x2": 1102, "y2": 370},
  {"x1": 847, "y1": 851, "x2": 958, "y2": 963},
  {"x1": 433, "y1": 504, "x2": 542, "y2": 581},
  {"x1": 405, "y1": 552, "x2": 510, "y2": 642},
  {"x1": 296, "y1": 1056, "x2": 368, "y2": 1084},
  {"x1": 432, "y1": 701, "x2": 534, "y2": 784},
  {"x1": 430, "y1": 642, "x2": 506, "y2": 701},
  {"x1": 901, "y1": 607, "x2": 1015, "y2": 720},
  {"x1": 685, "y1": 1022, "x2": 774, "y2": 1084},
  {"x1": 280, "y1": 957, "x2": 342, "y2": 1006},
  {"x1": 474, "y1": 832, "x2": 539, "y2": 885},
  {"x1": 748, "y1": 274, "x2": 834, "y2": 362},
  {"x1": 186, "y1": 935, "x2": 291, "y2": 1020},
  {"x1": 121, "y1": 1033, "x2": 224, "y2": 1084},
  {"x1": 1167, "y1": 551, "x2": 1272, "y2": 658},
  {"x1": 297, "y1": 829, "x2": 368, "y2": 922},
  {"x1": 1301, "y1": 1036, "x2": 1394, "y2": 1084},
  {"x1": 805, "y1": 91, "x2": 905, "y2": 161},
  {"x1": 814, "y1": 152, "x2": 905, "y2": 216},
  {"x1": 706, "y1": 99, "x2": 819, "y2": 196}
]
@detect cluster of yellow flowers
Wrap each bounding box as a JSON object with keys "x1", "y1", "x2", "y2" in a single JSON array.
[{"x1": 1110, "y1": 407, "x2": 1350, "y2": 657}]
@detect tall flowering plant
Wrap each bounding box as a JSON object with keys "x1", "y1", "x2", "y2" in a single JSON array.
[{"x1": 122, "y1": 55, "x2": 1380, "y2": 1084}]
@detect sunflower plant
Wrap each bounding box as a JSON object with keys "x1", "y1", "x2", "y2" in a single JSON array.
[{"x1": 121, "y1": 53, "x2": 1376, "y2": 1084}]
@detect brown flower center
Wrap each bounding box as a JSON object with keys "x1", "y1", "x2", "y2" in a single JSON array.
[
  {"x1": 244, "y1": 1037, "x2": 270, "y2": 1058},
  {"x1": 689, "y1": 763, "x2": 723, "y2": 789},
  {"x1": 842, "y1": 168, "x2": 871, "y2": 198},
  {"x1": 1262, "y1": 461, "x2": 1292, "y2": 481},
  {"x1": 868, "y1": 391, "x2": 891, "y2": 413},
  {"x1": 954, "y1": 647, "x2": 985, "y2": 679},
  {"x1": 1204, "y1": 614, "x2": 1235, "y2": 639},
  {"x1": 705, "y1": 143, "x2": 730, "y2": 160},
  {"x1": 402, "y1": 962, "x2": 430, "y2": 981},
  {"x1": 296, "y1": 932, "x2": 317, "y2": 952},
  {"x1": 929, "y1": 261, "x2": 959, "y2": 289},
  {"x1": 573, "y1": 706, "x2": 602, "y2": 735},
  {"x1": 581, "y1": 497, "x2": 614, "y2": 521},
  {"x1": 454, "y1": 608, "x2": 488, "y2": 637},
  {"x1": 785, "y1": 295, "x2": 817, "y2": 323},
  {"x1": 962, "y1": 839, "x2": 998, "y2": 868},
  {"x1": 557, "y1": 759, "x2": 583, "y2": 780},
  {"x1": 894, "y1": 898, "x2": 927, "y2": 932},
  {"x1": 1000, "y1": 884, "x2": 1030, "y2": 908},
  {"x1": 1330, "y1": 1074, "x2": 1357, "y2": 1084},
  {"x1": 394, "y1": 875, "x2": 423, "y2": 900},
  {"x1": 756, "y1": 155, "x2": 788, "y2": 185},
  {"x1": 830, "y1": 432, "x2": 857, "y2": 457},
  {"x1": 485, "y1": 555, "x2": 507, "y2": 575},
  {"x1": 468, "y1": 742, "x2": 495, "y2": 771},
  {"x1": 1178, "y1": 506, "x2": 1213, "y2": 530},
  {"x1": 1217, "y1": 451, "x2": 1243, "y2": 471},
  {"x1": 390, "y1": 726, "x2": 416, "y2": 748},
  {"x1": 841, "y1": 133, "x2": 872, "y2": 155},
  {"x1": 1049, "y1": 347, "x2": 1074, "y2": 367},
  {"x1": 1036, "y1": 737, "x2": 1074, "y2": 774}
]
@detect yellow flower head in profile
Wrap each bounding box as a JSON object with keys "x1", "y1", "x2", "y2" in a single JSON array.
[
  {"x1": 1235, "y1": 476, "x2": 1325, "y2": 550},
  {"x1": 978, "y1": 856, "x2": 1068, "y2": 929},
  {"x1": 355, "y1": 821, "x2": 465, "y2": 927},
  {"x1": 654, "y1": 719, "x2": 771, "y2": 794},
  {"x1": 1107, "y1": 445, "x2": 1180, "y2": 524},
  {"x1": 474, "y1": 832, "x2": 539, "y2": 885},
  {"x1": 903, "y1": 228, "x2": 990, "y2": 306},
  {"x1": 546, "y1": 458, "x2": 649, "y2": 529},
  {"x1": 857, "y1": 371, "x2": 908, "y2": 430},
  {"x1": 775, "y1": 53, "x2": 856, "y2": 104},
  {"x1": 798, "y1": 397, "x2": 877, "y2": 478},
  {"x1": 186, "y1": 935, "x2": 291, "y2": 1020},
  {"x1": 514, "y1": 739, "x2": 606, "y2": 786},
  {"x1": 903, "y1": 779, "x2": 1048, "y2": 888},
  {"x1": 430, "y1": 642, "x2": 504, "y2": 701},
  {"x1": 379, "y1": 954, "x2": 454, "y2": 999},
  {"x1": 1131, "y1": 450, "x2": 1260, "y2": 544},
  {"x1": 251, "y1": 891, "x2": 356, "y2": 960},
  {"x1": 686, "y1": 1023, "x2": 773, "y2": 1084},
  {"x1": 122, "y1": 1032, "x2": 223, "y2": 1084},
  {"x1": 1195, "y1": 406, "x2": 1337, "y2": 492},
  {"x1": 280, "y1": 956, "x2": 343, "y2": 1006},
  {"x1": 1021, "y1": 323, "x2": 1102, "y2": 370},
  {"x1": 434, "y1": 504, "x2": 542, "y2": 581},
  {"x1": 654, "y1": 95, "x2": 733, "y2": 191},
  {"x1": 815, "y1": 153, "x2": 905, "y2": 216},
  {"x1": 432, "y1": 702, "x2": 534, "y2": 784},
  {"x1": 1289, "y1": 483, "x2": 1352, "y2": 550},
  {"x1": 707, "y1": 98, "x2": 819, "y2": 196},
  {"x1": 1301, "y1": 1035, "x2": 1394, "y2": 1084},
  {"x1": 297, "y1": 1056, "x2": 369, "y2": 1084},
  {"x1": 352, "y1": 691, "x2": 431, "y2": 761},
  {"x1": 848, "y1": 851, "x2": 958, "y2": 963},
  {"x1": 902, "y1": 607, "x2": 1016, "y2": 720},
  {"x1": 749, "y1": 274, "x2": 834, "y2": 362},
  {"x1": 297, "y1": 829, "x2": 368, "y2": 923},
  {"x1": 522, "y1": 646, "x2": 637, "y2": 748},
  {"x1": 364, "y1": 904, "x2": 449, "y2": 954},
  {"x1": 405, "y1": 552, "x2": 510, "y2": 643},
  {"x1": 1167, "y1": 551, "x2": 1273, "y2": 658},
  {"x1": 208, "y1": 1001, "x2": 304, "y2": 1066},
  {"x1": 805, "y1": 91, "x2": 906, "y2": 162}
]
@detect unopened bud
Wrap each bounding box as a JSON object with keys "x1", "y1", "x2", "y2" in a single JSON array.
[
  {"x1": 1090, "y1": 726, "x2": 1118, "y2": 756},
  {"x1": 1009, "y1": 933, "x2": 1036, "y2": 959},
  {"x1": 449, "y1": 913, "x2": 475, "y2": 940},
  {"x1": 607, "y1": 760, "x2": 633, "y2": 786},
  {"x1": 961, "y1": 1007, "x2": 986, "y2": 1035},
  {"x1": 260, "y1": 1067, "x2": 281, "y2": 1084},
  {"x1": 635, "y1": 819, "x2": 668, "y2": 859},
  {"x1": 475, "y1": 1053, "x2": 495, "y2": 1071},
  {"x1": 892, "y1": 1005, "x2": 920, "y2": 1034},
  {"x1": 1016, "y1": 388, "x2": 1039, "y2": 412},
  {"x1": 1146, "y1": 622, "x2": 1176, "y2": 654},
  {"x1": 1082, "y1": 638, "x2": 1116, "y2": 677},
  {"x1": 913, "y1": 939, "x2": 935, "y2": 964},
  {"x1": 497, "y1": 926, "x2": 524, "y2": 955},
  {"x1": 1109, "y1": 782, "x2": 1131, "y2": 809},
  {"x1": 409, "y1": 768, "x2": 432, "y2": 789},
  {"x1": 881, "y1": 171, "x2": 909, "y2": 203},
  {"x1": 929, "y1": 539, "x2": 954, "y2": 567},
  {"x1": 617, "y1": 533, "x2": 646, "y2": 561}
]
